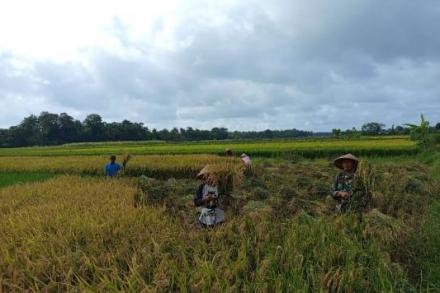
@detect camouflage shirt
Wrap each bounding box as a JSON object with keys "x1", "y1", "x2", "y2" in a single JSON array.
[
  {"x1": 331, "y1": 171, "x2": 371, "y2": 213},
  {"x1": 332, "y1": 171, "x2": 355, "y2": 198},
  {"x1": 331, "y1": 171, "x2": 356, "y2": 213}
]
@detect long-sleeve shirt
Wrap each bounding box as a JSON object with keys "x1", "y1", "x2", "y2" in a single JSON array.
[
  {"x1": 194, "y1": 183, "x2": 219, "y2": 208},
  {"x1": 332, "y1": 171, "x2": 355, "y2": 200}
]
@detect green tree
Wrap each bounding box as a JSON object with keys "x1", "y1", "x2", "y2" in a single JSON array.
[
  {"x1": 7, "y1": 115, "x2": 42, "y2": 146},
  {"x1": 211, "y1": 127, "x2": 229, "y2": 140},
  {"x1": 361, "y1": 122, "x2": 385, "y2": 135},
  {"x1": 38, "y1": 112, "x2": 60, "y2": 145},
  {"x1": 405, "y1": 114, "x2": 432, "y2": 149},
  {"x1": 57, "y1": 113, "x2": 81, "y2": 143},
  {"x1": 83, "y1": 114, "x2": 105, "y2": 141},
  {"x1": 332, "y1": 128, "x2": 342, "y2": 137},
  {"x1": 20, "y1": 115, "x2": 42, "y2": 145}
]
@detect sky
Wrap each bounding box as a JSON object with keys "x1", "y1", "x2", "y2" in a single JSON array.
[{"x1": 0, "y1": 0, "x2": 439, "y2": 131}]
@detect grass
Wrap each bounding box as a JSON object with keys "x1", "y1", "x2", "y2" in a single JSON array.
[
  {"x1": 0, "y1": 172, "x2": 55, "y2": 188},
  {"x1": 420, "y1": 201, "x2": 440, "y2": 290},
  {"x1": 0, "y1": 136, "x2": 417, "y2": 157},
  {"x1": 412, "y1": 149, "x2": 440, "y2": 290}
]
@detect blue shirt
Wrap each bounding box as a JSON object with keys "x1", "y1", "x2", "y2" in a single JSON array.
[{"x1": 105, "y1": 162, "x2": 122, "y2": 177}]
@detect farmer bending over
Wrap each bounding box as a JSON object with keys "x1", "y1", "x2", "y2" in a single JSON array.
[
  {"x1": 105, "y1": 155, "x2": 123, "y2": 177},
  {"x1": 194, "y1": 166, "x2": 225, "y2": 227},
  {"x1": 331, "y1": 154, "x2": 360, "y2": 213}
]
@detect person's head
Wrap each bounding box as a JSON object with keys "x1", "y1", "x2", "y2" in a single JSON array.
[
  {"x1": 225, "y1": 148, "x2": 233, "y2": 157},
  {"x1": 199, "y1": 174, "x2": 207, "y2": 182},
  {"x1": 334, "y1": 153, "x2": 359, "y2": 173},
  {"x1": 342, "y1": 159, "x2": 355, "y2": 172},
  {"x1": 197, "y1": 165, "x2": 210, "y2": 181},
  {"x1": 110, "y1": 155, "x2": 116, "y2": 163}
]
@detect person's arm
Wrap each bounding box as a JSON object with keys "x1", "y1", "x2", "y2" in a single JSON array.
[
  {"x1": 194, "y1": 197, "x2": 204, "y2": 207},
  {"x1": 331, "y1": 175, "x2": 340, "y2": 199},
  {"x1": 194, "y1": 184, "x2": 206, "y2": 206},
  {"x1": 194, "y1": 195, "x2": 214, "y2": 206}
]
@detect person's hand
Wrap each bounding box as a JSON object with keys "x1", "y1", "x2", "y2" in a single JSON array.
[
  {"x1": 338, "y1": 191, "x2": 349, "y2": 199},
  {"x1": 203, "y1": 195, "x2": 214, "y2": 203}
]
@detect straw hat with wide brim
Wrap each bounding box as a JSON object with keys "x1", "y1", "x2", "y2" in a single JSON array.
[
  {"x1": 334, "y1": 154, "x2": 359, "y2": 170},
  {"x1": 196, "y1": 165, "x2": 211, "y2": 179}
]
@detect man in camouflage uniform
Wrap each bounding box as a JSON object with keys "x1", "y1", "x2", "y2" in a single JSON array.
[{"x1": 331, "y1": 154, "x2": 368, "y2": 213}]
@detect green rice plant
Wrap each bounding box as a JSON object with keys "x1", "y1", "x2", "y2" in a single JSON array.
[
  {"x1": 0, "y1": 171, "x2": 55, "y2": 188},
  {"x1": 0, "y1": 136, "x2": 417, "y2": 158},
  {"x1": 134, "y1": 176, "x2": 176, "y2": 206}
]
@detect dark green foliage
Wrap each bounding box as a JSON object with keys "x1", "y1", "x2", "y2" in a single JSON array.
[
  {"x1": 313, "y1": 181, "x2": 329, "y2": 198},
  {"x1": 406, "y1": 114, "x2": 433, "y2": 149},
  {"x1": 405, "y1": 177, "x2": 424, "y2": 193},
  {"x1": 282, "y1": 152, "x2": 304, "y2": 163},
  {"x1": 432, "y1": 133, "x2": 440, "y2": 144},
  {"x1": 279, "y1": 186, "x2": 299, "y2": 200},
  {"x1": 134, "y1": 176, "x2": 177, "y2": 206},
  {"x1": 422, "y1": 201, "x2": 440, "y2": 289},
  {"x1": 361, "y1": 122, "x2": 386, "y2": 135},
  {"x1": 252, "y1": 187, "x2": 269, "y2": 200},
  {"x1": 296, "y1": 176, "x2": 312, "y2": 189}
]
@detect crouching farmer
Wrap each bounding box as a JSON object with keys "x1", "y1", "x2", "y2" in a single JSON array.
[
  {"x1": 194, "y1": 166, "x2": 225, "y2": 227},
  {"x1": 331, "y1": 154, "x2": 361, "y2": 213}
]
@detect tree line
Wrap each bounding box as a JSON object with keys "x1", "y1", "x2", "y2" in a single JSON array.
[
  {"x1": 0, "y1": 112, "x2": 314, "y2": 147},
  {"x1": 332, "y1": 121, "x2": 440, "y2": 138},
  {"x1": 1, "y1": 112, "x2": 439, "y2": 148}
]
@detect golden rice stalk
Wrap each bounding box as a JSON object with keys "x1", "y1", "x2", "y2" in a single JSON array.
[
  {"x1": 357, "y1": 160, "x2": 375, "y2": 192},
  {"x1": 122, "y1": 153, "x2": 132, "y2": 168}
]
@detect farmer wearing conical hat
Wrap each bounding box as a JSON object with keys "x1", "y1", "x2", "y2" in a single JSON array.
[
  {"x1": 224, "y1": 148, "x2": 234, "y2": 157},
  {"x1": 331, "y1": 154, "x2": 359, "y2": 213},
  {"x1": 194, "y1": 165, "x2": 225, "y2": 227}
]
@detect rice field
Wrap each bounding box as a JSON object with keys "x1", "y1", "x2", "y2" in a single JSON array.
[
  {"x1": 0, "y1": 136, "x2": 417, "y2": 157},
  {"x1": 0, "y1": 138, "x2": 439, "y2": 291},
  {"x1": 0, "y1": 155, "x2": 240, "y2": 179}
]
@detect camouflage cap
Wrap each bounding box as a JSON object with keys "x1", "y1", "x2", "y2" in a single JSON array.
[{"x1": 334, "y1": 153, "x2": 359, "y2": 170}]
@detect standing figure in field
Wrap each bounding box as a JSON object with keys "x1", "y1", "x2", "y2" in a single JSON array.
[
  {"x1": 224, "y1": 148, "x2": 234, "y2": 157},
  {"x1": 240, "y1": 153, "x2": 253, "y2": 175},
  {"x1": 104, "y1": 155, "x2": 123, "y2": 177},
  {"x1": 331, "y1": 153, "x2": 361, "y2": 213},
  {"x1": 194, "y1": 166, "x2": 225, "y2": 227}
]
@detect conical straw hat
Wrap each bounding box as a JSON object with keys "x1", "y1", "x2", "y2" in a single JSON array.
[
  {"x1": 334, "y1": 153, "x2": 359, "y2": 170},
  {"x1": 196, "y1": 165, "x2": 211, "y2": 179}
]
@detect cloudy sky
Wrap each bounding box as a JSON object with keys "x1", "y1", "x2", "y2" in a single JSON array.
[{"x1": 0, "y1": 0, "x2": 439, "y2": 131}]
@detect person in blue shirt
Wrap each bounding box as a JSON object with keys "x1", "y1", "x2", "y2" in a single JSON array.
[{"x1": 105, "y1": 155, "x2": 123, "y2": 177}]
